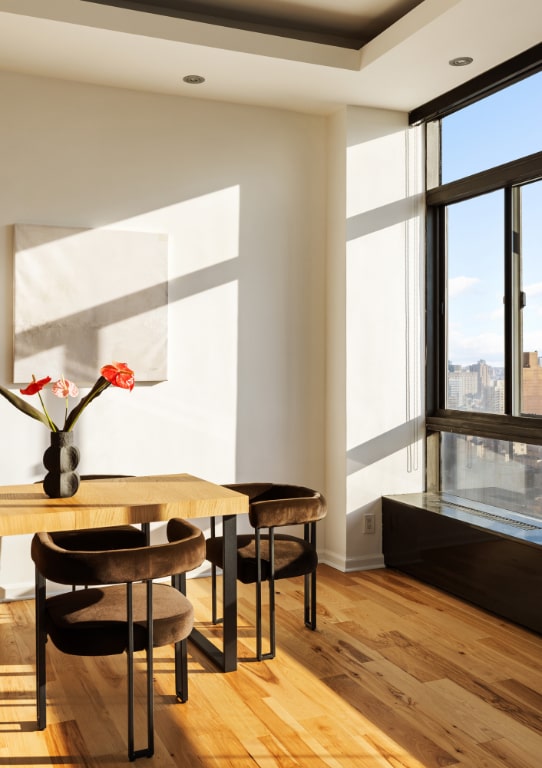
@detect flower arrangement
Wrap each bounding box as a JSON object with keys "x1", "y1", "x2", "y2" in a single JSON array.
[{"x1": 0, "y1": 362, "x2": 135, "y2": 432}]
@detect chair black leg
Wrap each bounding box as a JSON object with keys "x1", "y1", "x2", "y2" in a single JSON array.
[
  {"x1": 268, "y1": 530, "x2": 276, "y2": 659},
  {"x1": 304, "y1": 569, "x2": 317, "y2": 629},
  {"x1": 127, "y1": 583, "x2": 136, "y2": 761},
  {"x1": 304, "y1": 522, "x2": 318, "y2": 630},
  {"x1": 255, "y1": 529, "x2": 262, "y2": 660},
  {"x1": 173, "y1": 572, "x2": 186, "y2": 594},
  {"x1": 145, "y1": 581, "x2": 154, "y2": 759},
  {"x1": 255, "y1": 576, "x2": 263, "y2": 660},
  {"x1": 172, "y1": 573, "x2": 189, "y2": 702},
  {"x1": 304, "y1": 572, "x2": 310, "y2": 626},
  {"x1": 127, "y1": 581, "x2": 155, "y2": 761},
  {"x1": 35, "y1": 568, "x2": 47, "y2": 730},
  {"x1": 209, "y1": 518, "x2": 222, "y2": 625},
  {"x1": 255, "y1": 528, "x2": 275, "y2": 661},
  {"x1": 265, "y1": 576, "x2": 276, "y2": 660},
  {"x1": 211, "y1": 562, "x2": 218, "y2": 623},
  {"x1": 141, "y1": 522, "x2": 151, "y2": 544},
  {"x1": 175, "y1": 638, "x2": 189, "y2": 702}
]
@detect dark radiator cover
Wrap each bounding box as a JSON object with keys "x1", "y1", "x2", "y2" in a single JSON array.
[{"x1": 382, "y1": 495, "x2": 542, "y2": 635}]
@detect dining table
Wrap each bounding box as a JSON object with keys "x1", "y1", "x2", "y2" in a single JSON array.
[{"x1": 0, "y1": 473, "x2": 248, "y2": 672}]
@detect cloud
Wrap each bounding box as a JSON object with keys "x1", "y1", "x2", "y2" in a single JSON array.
[
  {"x1": 522, "y1": 330, "x2": 542, "y2": 353},
  {"x1": 525, "y1": 281, "x2": 542, "y2": 297},
  {"x1": 449, "y1": 276, "x2": 479, "y2": 297},
  {"x1": 448, "y1": 329, "x2": 504, "y2": 365},
  {"x1": 489, "y1": 305, "x2": 504, "y2": 320}
]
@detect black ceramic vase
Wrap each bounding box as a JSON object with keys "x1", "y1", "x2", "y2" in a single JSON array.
[{"x1": 42, "y1": 430, "x2": 80, "y2": 499}]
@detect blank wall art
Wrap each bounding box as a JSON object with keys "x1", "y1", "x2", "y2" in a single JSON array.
[{"x1": 13, "y1": 224, "x2": 168, "y2": 384}]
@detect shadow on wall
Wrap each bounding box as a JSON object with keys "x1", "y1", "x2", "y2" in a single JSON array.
[{"x1": 346, "y1": 417, "x2": 423, "y2": 475}]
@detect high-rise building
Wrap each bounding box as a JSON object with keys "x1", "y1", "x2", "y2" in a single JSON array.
[{"x1": 522, "y1": 351, "x2": 542, "y2": 415}]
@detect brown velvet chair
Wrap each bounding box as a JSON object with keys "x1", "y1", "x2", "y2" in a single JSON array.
[
  {"x1": 31, "y1": 517, "x2": 206, "y2": 761},
  {"x1": 206, "y1": 483, "x2": 327, "y2": 661}
]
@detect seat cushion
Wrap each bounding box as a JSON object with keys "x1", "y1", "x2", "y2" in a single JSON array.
[
  {"x1": 206, "y1": 534, "x2": 318, "y2": 584},
  {"x1": 45, "y1": 582, "x2": 193, "y2": 656}
]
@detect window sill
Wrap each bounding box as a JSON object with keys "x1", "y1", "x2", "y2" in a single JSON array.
[{"x1": 383, "y1": 491, "x2": 542, "y2": 547}]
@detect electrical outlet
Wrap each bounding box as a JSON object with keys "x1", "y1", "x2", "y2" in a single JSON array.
[{"x1": 363, "y1": 513, "x2": 376, "y2": 534}]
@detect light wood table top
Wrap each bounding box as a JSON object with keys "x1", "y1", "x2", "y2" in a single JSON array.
[{"x1": 0, "y1": 474, "x2": 248, "y2": 537}]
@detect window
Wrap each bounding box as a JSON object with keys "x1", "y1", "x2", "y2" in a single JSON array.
[
  {"x1": 441, "y1": 433, "x2": 542, "y2": 519},
  {"x1": 424, "y1": 53, "x2": 542, "y2": 517},
  {"x1": 520, "y1": 179, "x2": 542, "y2": 415},
  {"x1": 440, "y1": 70, "x2": 542, "y2": 183},
  {"x1": 445, "y1": 190, "x2": 504, "y2": 413}
]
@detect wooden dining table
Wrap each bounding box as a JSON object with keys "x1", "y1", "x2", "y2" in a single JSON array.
[{"x1": 0, "y1": 473, "x2": 248, "y2": 672}]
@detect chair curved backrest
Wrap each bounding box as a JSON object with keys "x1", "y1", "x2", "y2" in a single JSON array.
[
  {"x1": 209, "y1": 482, "x2": 327, "y2": 660},
  {"x1": 31, "y1": 517, "x2": 204, "y2": 586},
  {"x1": 44, "y1": 476, "x2": 149, "y2": 576},
  {"x1": 32, "y1": 517, "x2": 205, "y2": 761},
  {"x1": 225, "y1": 482, "x2": 326, "y2": 529}
]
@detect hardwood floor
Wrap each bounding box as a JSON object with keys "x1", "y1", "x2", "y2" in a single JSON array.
[{"x1": 2, "y1": 564, "x2": 542, "y2": 767}]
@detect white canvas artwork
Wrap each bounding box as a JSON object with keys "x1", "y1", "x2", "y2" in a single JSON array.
[{"x1": 13, "y1": 224, "x2": 168, "y2": 384}]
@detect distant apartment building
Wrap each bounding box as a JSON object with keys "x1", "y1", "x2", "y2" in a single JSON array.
[
  {"x1": 522, "y1": 351, "x2": 542, "y2": 415},
  {"x1": 487, "y1": 379, "x2": 505, "y2": 413},
  {"x1": 447, "y1": 359, "x2": 504, "y2": 412},
  {"x1": 448, "y1": 354, "x2": 542, "y2": 413},
  {"x1": 447, "y1": 368, "x2": 479, "y2": 409}
]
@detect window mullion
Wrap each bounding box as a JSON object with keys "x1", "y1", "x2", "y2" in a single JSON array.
[{"x1": 504, "y1": 187, "x2": 522, "y2": 415}]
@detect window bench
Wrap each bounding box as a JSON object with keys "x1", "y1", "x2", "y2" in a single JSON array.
[{"x1": 382, "y1": 492, "x2": 542, "y2": 635}]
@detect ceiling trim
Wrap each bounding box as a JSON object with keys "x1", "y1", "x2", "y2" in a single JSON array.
[{"x1": 83, "y1": 0, "x2": 372, "y2": 49}]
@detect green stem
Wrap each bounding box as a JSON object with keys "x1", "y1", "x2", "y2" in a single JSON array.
[
  {"x1": 37, "y1": 391, "x2": 58, "y2": 431},
  {"x1": 64, "y1": 377, "x2": 111, "y2": 431}
]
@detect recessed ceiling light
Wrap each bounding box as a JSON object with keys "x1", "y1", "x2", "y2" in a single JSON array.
[
  {"x1": 449, "y1": 56, "x2": 473, "y2": 67},
  {"x1": 183, "y1": 75, "x2": 205, "y2": 85}
]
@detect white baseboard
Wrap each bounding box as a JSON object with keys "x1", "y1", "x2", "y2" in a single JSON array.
[
  {"x1": 319, "y1": 548, "x2": 385, "y2": 573},
  {"x1": 345, "y1": 553, "x2": 386, "y2": 572},
  {"x1": 0, "y1": 556, "x2": 384, "y2": 602},
  {"x1": 0, "y1": 582, "x2": 35, "y2": 602},
  {"x1": 0, "y1": 566, "x2": 212, "y2": 602}
]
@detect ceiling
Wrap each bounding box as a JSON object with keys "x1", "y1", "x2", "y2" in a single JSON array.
[
  {"x1": 0, "y1": 0, "x2": 540, "y2": 115},
  {"x1": 85, "y1": 0, "x2": 425, "y2": 48}
]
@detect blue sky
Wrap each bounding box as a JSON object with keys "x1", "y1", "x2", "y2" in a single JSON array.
[{"x1": 441, "y1": 71, "x2": 542, "y2": 367}]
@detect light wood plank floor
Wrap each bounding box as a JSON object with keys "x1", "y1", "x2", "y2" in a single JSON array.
[{"x1": 2, "y1": 565, "x2": 542, "y2": 767}]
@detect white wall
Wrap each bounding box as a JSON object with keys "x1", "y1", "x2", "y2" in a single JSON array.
[
  {"x1": 0, "y1": 72, "x2": 427, "y2": 596},
  {"x1": 325, "y1": 105, "x2": 426, "y2": 571},
  {"x1": 0, "y1": 71, "x2": 327, "y2": 598},
  {"x1": 324, "y1": 108, "x2": 348, "y2": 567}
]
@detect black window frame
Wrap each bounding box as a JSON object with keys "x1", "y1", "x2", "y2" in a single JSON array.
[{"x1": 412, "y1": 44, "x2": 542, "y2": 486}]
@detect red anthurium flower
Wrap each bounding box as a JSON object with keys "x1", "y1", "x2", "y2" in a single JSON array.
[
  {"x1": 101, "y1": 362, "x2": 135, "y2": 391},
  {"x1": 20, "y1": 376, "x2": 52, "y2": 396},
  {"x1": 1, "y1": 363, "x2": 135, "y2": 432}
]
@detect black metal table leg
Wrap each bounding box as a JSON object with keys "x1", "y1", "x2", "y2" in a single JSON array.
[
  {"x1": 221, "y1": 514, "x2": 238, "y2": 671},
  {"x1": 189, "y1": 514, "x2": 237, "y2": 672}
]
